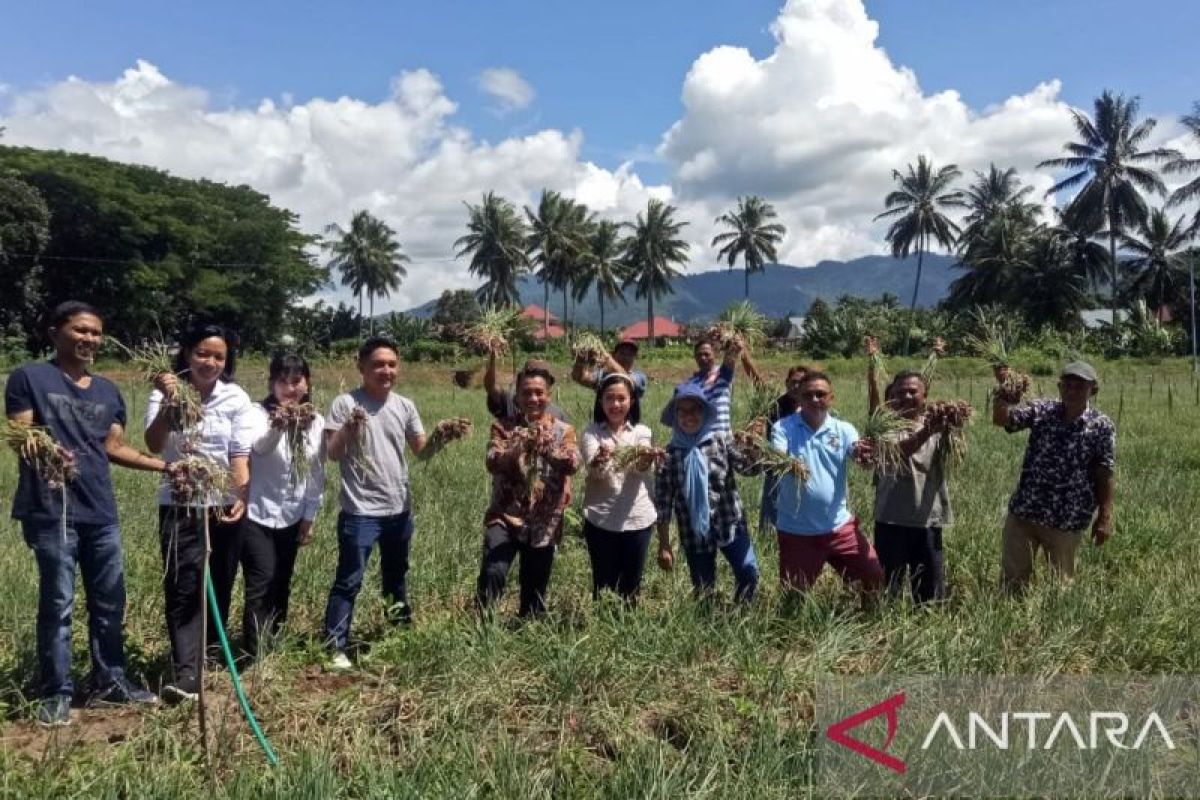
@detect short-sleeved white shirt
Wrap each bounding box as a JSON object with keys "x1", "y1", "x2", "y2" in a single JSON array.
[{"x1": 146, "y1": 380, "x2": 256, "y2": 507}]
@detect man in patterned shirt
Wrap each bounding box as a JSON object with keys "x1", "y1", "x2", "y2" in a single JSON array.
[{"x1": 992, "y1": 360, "x2": 1115, "y2": 591}]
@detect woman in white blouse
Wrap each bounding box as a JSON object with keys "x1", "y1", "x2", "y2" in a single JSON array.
[
  {"x1": 579, "y1": 373, "x2": 660, "y2": 606},
  {"x1": 144, "y1": 323, "x2": 254, "y2": 704},
  {"x1": 241, "y1": 353, "x2": 325, "y2": 659}
]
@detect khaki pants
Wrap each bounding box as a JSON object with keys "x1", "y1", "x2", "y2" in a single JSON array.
[{"x1": 1001, "y1": 513, "x2": 1084, "y2": 591}]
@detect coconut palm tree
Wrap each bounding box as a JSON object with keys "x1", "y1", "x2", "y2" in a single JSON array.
[
  {"x1": 1049, "y1": 209, "x2": 1110, "y2": 294},
  {"x1": 875, "y1": 155, "x2": 965, "y2": 354},
  {"x1": 1038, "y1": 90, "x2": 1179, "y2": 325},
  {"x1": 711, "y1": 196, "x2": 787, "y2": 298},
  {"x1": 1165, "y1": 102, "x2": 1200, "y2": 236},
  {"x1": 958, "y1": 164, "x2": 1040, "y2": 247},
  {"x1": 623, "y1": 199, "x2": 689, "y2": 346},
  {"x1": 947, "y1": 211, "x2": 1039, "y2": 311},
  {"x1": 1117, "y1": 208, "x2": 1191, "y2": 312},
  {"x1": 525, "y1": 190, "x2": 590, "y2": 339},
  {"x1": 325, "y1": 210, "x2": 410, "y2": 335},
  {"x1": 573, "y1": 219, "x2": 628, "y2": 334},
  {"x1": 455, "y1": 192, "x2": 529, "y2": 309}
]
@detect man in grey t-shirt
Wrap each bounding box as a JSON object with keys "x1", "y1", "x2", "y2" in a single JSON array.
[{"x1": 322, "y1": 336, "x2": 427, "y2": 668}]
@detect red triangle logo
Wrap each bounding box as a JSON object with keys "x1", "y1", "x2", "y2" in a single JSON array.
[{"x1": 825, "y1": 691, "x2": 907, "y2": 774}]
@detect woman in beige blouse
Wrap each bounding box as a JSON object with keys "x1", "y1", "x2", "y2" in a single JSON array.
[{"x1": 579, "y1": 373, "x2": 662, "y2": 606}]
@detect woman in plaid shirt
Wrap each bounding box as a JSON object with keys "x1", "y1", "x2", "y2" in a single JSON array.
[{"x1": 655, "y1": 383, "x2": 760, "y2": 601}]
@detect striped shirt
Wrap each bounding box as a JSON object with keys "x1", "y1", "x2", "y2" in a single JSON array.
[{"x1": 685, "y1": 364, "x2": 735, "y2": 433}]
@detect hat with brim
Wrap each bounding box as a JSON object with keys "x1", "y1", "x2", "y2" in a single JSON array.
[
  {"x1": 1060, "y1": 360, "x2": 1099, "y2": 386},
  {"x1": 660, "y1": 382, "x2": 714, "y2": 428}
]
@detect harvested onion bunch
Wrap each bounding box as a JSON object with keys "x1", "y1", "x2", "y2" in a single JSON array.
[
  {"x1": 4, "y1": 421, "x2": 78, "y2": 489},
  {"x1": 860, "y1": 407, "x2": 917, "y2": 474},
  {"x1": 923, "y1": 399, "x2": 974, "y2": 466},
  {"x1": 611, "y1": 444, "x2": 666, "y2": 472},
  {"x1": 994, "y1": 371, "x2": 1031, "y2": 404},
  {"x1": 270, "y1": 401, "x2": 317, "y2": 485},
  {"x1": 165, "y1": 454, "x2": 231, "y2": 506},
  {"x1": 572, "y1": 333, "x2": 609, "y2": 367},
  {"x1": 425, "y1": 417, "x2": 474, "y2": 459}
]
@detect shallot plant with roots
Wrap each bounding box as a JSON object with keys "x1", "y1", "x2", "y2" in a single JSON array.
[
  {"x1": 5, "y1": 421, "x2": 79, "y2": 540},
  {"x1": 424, "y1": 417, "x2": 474, "y2": 459},
  {"x1": 164, "y1": 454, "x2": 232, "y2": 507},
  {"x1": 732, "y1": 428, "x2": 812, "y2": 514},
  {"x1": 860, "y1": 407, "x2": 917, "y2": 474},
  {"x1": 571, "y1": 333, "x2": 609, "y2": 368},
  {"x1": 270, "y1": 401, "x2": 317, "y2": 486},
  {"x1": 864, "y1": 335, "x2": 889, "y2": 385},
  {"x1": 610, "y1": 444, "x2": 667, "y2": 472},
  {"x1": 921, "y1": 337, "x2": 947, "y2": 388},
  {"x1": 111, "y1": 339, "x2": 204, "y2": 438},
  {"x1": 923, "y1": 399, "x2": 975, "y2": 466},
  {"x1": 348, "y1": 406, "x2": 377, "y2": 477},
  {"x1": 463, "y1": 306, "x2": 527, "y2": 356}
]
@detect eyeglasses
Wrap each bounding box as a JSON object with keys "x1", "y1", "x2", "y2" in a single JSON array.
[{"x1": 800, "y1": 391, "x2": 829, "y2": 400}]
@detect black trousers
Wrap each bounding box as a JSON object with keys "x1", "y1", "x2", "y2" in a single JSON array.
[
  {"x1": 476, "y1": 523, "x2": 555, "y2": 617},
  {"x1": 874, "y1": 522, "x2": 945, "y2": 604},
  {"x1": 583, "y1": 520, "x2": 652, "y2": 605},
  {"x1": 240, "y1": 518, "x2": 303, "y2": 658},
  {"x1": 158, "y1": 507, "x2": 243, "y2": 688}
]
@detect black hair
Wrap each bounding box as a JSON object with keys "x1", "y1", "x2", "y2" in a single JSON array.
[
  {"x1": 358, "y1": 336, "x2": 401, "y2": 362},
  {"x1": 885, "y1": 370, "x2": 928, "y2": 400},
  {"x1": 786, "y1": 364, "x2": 812, "y2": 382},
  {"x1": 516, "y1": 366, "x2": 555, "y2": 390},
  {"x1": 798, "y1": 370, "x2": 832, "y2": 389},
  {"x1": 693, "y1": 338, "x2": 715, "y2": 355},
  {"x1": 262, "y1": 352, "x2": 312, "y2": 412},
  {"x1": 592, "y1": 373, "x2": 641, "y2": 426},
  {"x1": 174, "y1": 322, "x2": 240, "y2": 381},
  {"x1": 45, "y1": 301, "x2": 101, "y2": 337}
]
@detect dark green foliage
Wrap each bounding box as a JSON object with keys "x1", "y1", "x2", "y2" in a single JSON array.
[{"x1": 0, "y1": 146, "x2": 324, "y2": 348}]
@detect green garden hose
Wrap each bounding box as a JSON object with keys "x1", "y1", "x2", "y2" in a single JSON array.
[{"x1": 205, "y1": 572, "x2": 280, "y2": 766}]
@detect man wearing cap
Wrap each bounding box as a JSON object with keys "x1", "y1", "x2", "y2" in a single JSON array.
[
  {"x1": 571, "y1": 338, "x2": 648, "y2": 398},
  {"x1": 992, "y1": 360, "x2": 1116, "y2": 591}
]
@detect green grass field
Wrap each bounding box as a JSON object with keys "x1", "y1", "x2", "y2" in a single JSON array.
[{"x1": 2, "y1": 354, "x2": 1199, "y2": 798}]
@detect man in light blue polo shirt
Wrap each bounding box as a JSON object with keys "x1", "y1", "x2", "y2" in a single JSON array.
[{"x1": 769, "y1": 371, "x2": 883, "y2": 594}]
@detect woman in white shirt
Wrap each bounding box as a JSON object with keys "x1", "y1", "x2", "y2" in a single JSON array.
[
  {"x1": 241, "y1": 353, "x2": 325, "y2": 659},
  {"x1": 579, "y1": 373, "x2": 659, "y2": 606},
  {"x1": 144, "y1": 323, "x2": 254, "y2": 704}
]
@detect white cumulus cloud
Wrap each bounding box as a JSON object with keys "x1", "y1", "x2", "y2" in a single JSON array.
[
  {"x1": 658, "y1": 0, "x2": 1082, "y2": 266},
  {"x1": 477, "y1": 67, "x2": 535, "y2": 113},
  {"x1": 0, "y1": 0, "x2": 1187, "y2": 314}
]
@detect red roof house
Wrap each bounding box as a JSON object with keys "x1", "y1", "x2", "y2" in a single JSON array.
[
  {"x1": 522, "y1": 304, "x2": 565, "y2": 339},
  {"x1": 620, "y1": 317, "x2": 682, "y2": 341}
]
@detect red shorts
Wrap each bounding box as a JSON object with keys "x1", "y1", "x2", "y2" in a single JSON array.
[{"x1": 777, "y1": 517, "x2": 884, "y2": 591}]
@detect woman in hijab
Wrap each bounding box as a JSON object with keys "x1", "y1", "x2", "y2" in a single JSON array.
[{"x1": 654, "y1": 383, "x2": 760, "y2": 602}]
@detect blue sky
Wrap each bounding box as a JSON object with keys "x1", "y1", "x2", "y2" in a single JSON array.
[
  {"x1": 2, "y1": 0, "x2": 1196, "y2": 311},
  {"x1": 4, "y1": 0, "x2": 1195, "y2": 178}
]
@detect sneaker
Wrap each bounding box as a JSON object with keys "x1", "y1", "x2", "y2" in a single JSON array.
[
  {"x1": 385, "y1": 601, "x2": 413, "y2": 626},
  {"x1": 35, "y1": 695, "x2": 72, "y2": 727},
  {"x1": 161, "y1": 680, "x2": 200, "y2": 705},
  {"x1": 88, "y1": 678, "x2": 161, "y2": 708},
  {"x1": 327, "y1": 651, "x2": 352, "y2": 671}
]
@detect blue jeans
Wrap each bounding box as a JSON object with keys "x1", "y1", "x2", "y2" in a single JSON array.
[
  {"x1": 22, "y1": 520, "x2": 127, "y2": 698},
  {"x1": 682, "y1": 521, "x2": 759, "y2": 602},
  {"x1": 323, "y1": 511, "x2": 413, "y2": 651}
]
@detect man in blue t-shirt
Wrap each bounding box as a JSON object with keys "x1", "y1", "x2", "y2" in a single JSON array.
[
  {"x1": 769, "y1": 371, "x2": 883, "y2": 595},
  {"x1": 5, "y1": 302, "x2": 166, "y2": 726}
]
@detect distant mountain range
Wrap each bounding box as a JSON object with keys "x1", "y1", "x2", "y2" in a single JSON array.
[{"x1": 407, "y1": 253, "x2": 960, "y2": 324}]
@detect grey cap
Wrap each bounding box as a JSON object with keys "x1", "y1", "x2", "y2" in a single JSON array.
[{"x1": 1061, "y1": 360, "x2": 1099, "y2": 385}]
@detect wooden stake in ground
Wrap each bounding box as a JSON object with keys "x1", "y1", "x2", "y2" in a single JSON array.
[{"x1": 198, "y1": 510, "x2": 212, "y2": 770}]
